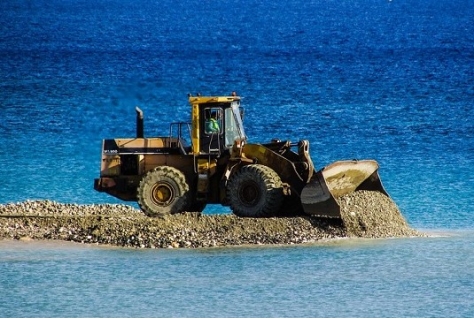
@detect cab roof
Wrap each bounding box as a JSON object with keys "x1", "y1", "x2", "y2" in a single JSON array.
[{"x1": 188, "y1": 94, "x2": 240, "y2": 104}]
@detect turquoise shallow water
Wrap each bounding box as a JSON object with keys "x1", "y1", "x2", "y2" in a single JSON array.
[
  {"x1": 1, "y1": 0, "x2": 474, "y2": 316},
  {"x1": 1, "y1": 231, "x2": 473, "y2": 318}
]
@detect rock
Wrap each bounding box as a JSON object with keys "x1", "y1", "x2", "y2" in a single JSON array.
[
  {"x1": 0, "y1": 191, "x2": 424, "y2": 248},
  {"x1": 337, "y1": 190, "x2": 421, "y2": 238}
]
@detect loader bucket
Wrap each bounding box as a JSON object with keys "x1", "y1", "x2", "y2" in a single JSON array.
[{"x1": 300, "y1": 160, "x2": 388, "y2": 218}]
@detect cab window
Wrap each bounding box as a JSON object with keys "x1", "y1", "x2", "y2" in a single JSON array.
[{"x1": 204, "y1": 107, "x2": 222, "y2": 135}]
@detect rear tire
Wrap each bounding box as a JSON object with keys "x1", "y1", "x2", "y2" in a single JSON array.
[
  {"x1": 227, "y1": 164, "x2": 283, "y2": 217},
  {"x1": 137, "y1": 166, "x2": 190, "y2": 217}
]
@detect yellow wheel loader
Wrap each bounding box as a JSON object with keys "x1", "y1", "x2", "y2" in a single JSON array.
[{"x1": 94, "y1": 93, "x2": 389, "y2": 218}]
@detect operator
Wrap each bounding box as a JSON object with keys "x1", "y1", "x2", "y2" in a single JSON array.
[{"x1": 206, "y1": 111, "x2": 220, "y2": 133}]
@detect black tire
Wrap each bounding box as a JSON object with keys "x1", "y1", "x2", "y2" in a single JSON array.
[
  {"x1": 137, "y1": 166, "x2": 190, "y2": 217},
  {"x1": 226, "y1": 164, "x2": 283, "y2": 217}
]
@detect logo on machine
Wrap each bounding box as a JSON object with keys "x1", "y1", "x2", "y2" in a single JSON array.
[{"x1": 103, "y1": 139, "x2": 119, "y2": 154}]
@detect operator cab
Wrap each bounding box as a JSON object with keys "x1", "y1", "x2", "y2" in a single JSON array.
[{"x1": 195, "y1": 96, "x2": 246, "y2": 155}]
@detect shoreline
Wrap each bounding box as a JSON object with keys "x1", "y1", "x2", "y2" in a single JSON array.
[
  {"x1": 0, "y1": 233, "x2": 430, "y2": 251},
  {"x1": 0, "y1": 191, "x2": 424, "y2": 249}
]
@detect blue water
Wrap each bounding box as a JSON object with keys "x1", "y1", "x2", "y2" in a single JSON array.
[
  {"x1": 1, "y1": 0, "x2": 473, "y2": 317},
  {"x1": 1, "y1": 234, "x2": 473, "y2": 318}
]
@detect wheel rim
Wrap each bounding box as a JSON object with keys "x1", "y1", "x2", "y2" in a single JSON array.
[
  {"x1": 239, "y1": 181, "x2": 260, "y2": 206},
  {"x1": 151, "y1": 183, "x2": 174, "y2": 206}
]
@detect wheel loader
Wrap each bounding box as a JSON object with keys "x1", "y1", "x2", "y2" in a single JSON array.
[{"x1": 94, "y1": 93, "x2": 389, "y2": 218}]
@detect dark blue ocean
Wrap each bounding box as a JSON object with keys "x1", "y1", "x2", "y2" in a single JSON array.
[{"x1": 1, "y1": 0, "x2": 473, "y2": 317}]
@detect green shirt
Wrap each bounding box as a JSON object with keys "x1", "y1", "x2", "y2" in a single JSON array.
[{"x1": 206, "y1": 118, "x2": 219, "y2": 133}]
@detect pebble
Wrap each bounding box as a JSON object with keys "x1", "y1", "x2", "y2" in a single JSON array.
[{"x1": 0, "y1": 191, "x2": 424, "y2": 248}]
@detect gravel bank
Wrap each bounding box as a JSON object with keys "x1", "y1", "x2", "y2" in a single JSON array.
[{"x1": 0, "y1": 191, "x2": 423, "y2": 248}]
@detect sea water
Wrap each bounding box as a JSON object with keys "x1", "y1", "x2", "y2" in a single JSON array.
[{"x1": 1, "y1": 0, "x2": 473, "y2": 317}]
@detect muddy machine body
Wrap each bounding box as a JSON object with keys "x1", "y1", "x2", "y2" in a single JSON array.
[{"x1": 94, "y1": 94, "x2": 389, "y2": 218}]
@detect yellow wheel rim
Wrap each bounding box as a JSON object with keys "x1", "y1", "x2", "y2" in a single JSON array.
[{"x1": 151, "y1": 183, "x2": 174, "y2": 206}]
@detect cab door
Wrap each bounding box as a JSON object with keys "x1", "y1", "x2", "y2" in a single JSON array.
[{"x1": 200, "y1": 107, "x2": 224, "y2": 154}]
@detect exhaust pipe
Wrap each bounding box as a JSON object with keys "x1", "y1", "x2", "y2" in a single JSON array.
[{"x1": 135, "y1": 106, "x2": 144, "y2": 138}]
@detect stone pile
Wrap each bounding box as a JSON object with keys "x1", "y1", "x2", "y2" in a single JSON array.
[
  {"x1": 338, "y1": 190, "x2": 420, "y2": 238},
  {"x1": 0, "y1": 191, "x2": 423, "y2": 249}
]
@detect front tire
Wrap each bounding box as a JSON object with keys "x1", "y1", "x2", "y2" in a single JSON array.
[
  {"x1": 226, "y1": 164, "x2": 283, "y2": 217},
  {"x1": 137, "y1": 166, "x2": 190, "y2": 217}
]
